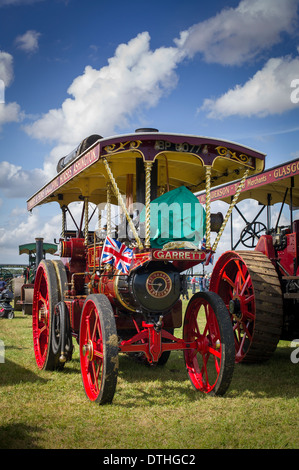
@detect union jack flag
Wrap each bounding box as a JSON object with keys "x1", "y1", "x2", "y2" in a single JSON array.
[
  {"x1": 205, "y1": 252, "x2": 214, "y2": 265},
  {"x1": 201, "y1": 237, "x2": 206, "y2": 250},
  {"x1": 101, "y1": 236, "x2": 133, "y2": 274}
]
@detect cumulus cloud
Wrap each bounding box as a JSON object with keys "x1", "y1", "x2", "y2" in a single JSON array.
[
  {"x1": 201, "y1": 54, "x2": 299, "y2": 118},
  {"x1": 0, "y1": 161, "x2": 47, "y2": 198},
  {"x1": 22, "y1": 0, "x2": 299, "y2": 147},
  {"x1": 0, "y1": 102, "x2": 21, "y2": 128},
  {"x1": 0, "y1": 0, "x2": 44, "y2": 6},
  {"x1": 0, "y1": 209, "x2": 57, "y2": 261},
  {"x1": 0, "y1": 202, "x2": 94, "y2": 264},
  {"x1": 175, "y1": 0, "x2": 299, "y2": 66},
  {"x1": 15, "y1": 30, "x2": 41, "y2": 54},
  {"x1": 0, "y1": 51, "x2": 23, "y2": 127},
  {"x1": 25, "y1": 32, "x2": 183, "y2": 147},
  {"x1": 0, "y1": 51, "x2": 14, "y2": 86},
  {"x1": 0, "y1": 32, "x2": 183, "y2": 200}
]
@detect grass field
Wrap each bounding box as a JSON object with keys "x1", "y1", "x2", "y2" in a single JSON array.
[{"x1": 0, "y1": 301, "x2": 298, "y2": 450}]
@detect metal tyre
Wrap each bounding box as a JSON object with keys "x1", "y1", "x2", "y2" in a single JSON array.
[
  {"x1": 183, "y1": 291, "x2": 235, "y2": 396},
  {"x1": 80, "y1": 294, "x2": 119, "y2": 404},
  {"x1": 51, "y1": 260, "x2": 73, "y2": 363},
  {"x1": 51, "y1": 260, "x2": 68, "y2": 301},
  {"x1": 32, "y1": 260, "x2": 61, "y2": 370},
  {"x1": 210, "y1": 251, "x2": 283, "y2": 363}
]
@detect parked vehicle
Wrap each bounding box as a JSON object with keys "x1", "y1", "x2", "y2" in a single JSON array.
[
  {"x1": 205, "y1": 158, "x2": 299, "y2": 363},
  {"x1": 0, "y1": 287, "x2": 14, "y2": 319},
  {"x1": 27, "y1": 129, "x2": 266, "y2": 403},
  {"x1": 12, "y1": 240, "x2": 57, "y2": 314}
]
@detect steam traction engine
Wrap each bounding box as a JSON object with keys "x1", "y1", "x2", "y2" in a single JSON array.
[
  {"x1": 205, "y1": 158, "x2": 299, "y2": 363},
  {"x1": 27, "y1": 130, "x2": 266, "y2": 404}
]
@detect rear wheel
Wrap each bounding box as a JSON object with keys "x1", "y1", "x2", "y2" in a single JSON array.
[
  {"x1": 80, "y1": 294, "x2": 119, "y2": 404},
  {"x1": 32, "y1": 260, "x2": 61, "y2": 370},
  {"x1": 210, "y1": 251, "x2": 283, "y2": 363},
  {"x1": 183, "y1": 291, "x2": 235, "y2": 395},
  {"x1": 51, "y1": 260, "x2": 73, "y2": 363}
]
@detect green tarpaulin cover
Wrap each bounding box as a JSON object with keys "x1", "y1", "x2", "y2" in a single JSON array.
[{"x1": 140, "y1": 186, "x2": 206, "y2": 248}]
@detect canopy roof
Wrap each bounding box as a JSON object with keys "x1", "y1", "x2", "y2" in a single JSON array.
[
  {"x1": 19, "y1": 243, "x2": 57, "y2": 255},
  {"x1": 27, "y1": 131, "x2": 266, "y2": 210},
  {"x1": 197, "y1": 158, "x2": 299, "y2": 207}
]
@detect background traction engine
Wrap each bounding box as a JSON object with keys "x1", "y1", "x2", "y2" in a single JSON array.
[
  {"x1": 209, "y1": 158, "x2": 299, "y2": 364},
  {"x1": 28, "y1": 130, "x2": 266, "y2": 404}
]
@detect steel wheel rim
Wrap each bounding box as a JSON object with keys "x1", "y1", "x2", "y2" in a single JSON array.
[
  {"x1": 184, "y1": 297, "x2": 222, "y2": 393},
  {"x1": 80, "y1": 300, "x2": 104, "y2": 402},
  {"x1": 32, "y1": 265, "x2": 51, "y2": 369}
]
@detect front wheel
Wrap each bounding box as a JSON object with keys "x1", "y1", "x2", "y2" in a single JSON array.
[
  {"x1": 79, "y1": 294, "x2": 119, "y2": 404},
  {"x1": 183, "y1": 291, "x2": 235, "y2": 396}
]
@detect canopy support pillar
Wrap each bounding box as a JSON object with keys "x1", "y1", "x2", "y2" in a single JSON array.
[
  {"x1": 205, "y1": 166, "x2": 212, "y2": 250},
  {"x1": 61, "y1": 205, "x2": 67, "y2": 239},
  {"x1": 106, "y1": 182, "x2": 112, "y2": 238},
  {"x1": 144, "y1": 161, "x2": 153, "y2": 249},
  {"x1": 103, "y1": 158, "x2": 143, "y2": 250},
  {"x1": 212, "y1": 168, "x2": 250, "y2": 252},
  {"x1": 84, "y1": 197, "x2": 89, "y2": 245}
]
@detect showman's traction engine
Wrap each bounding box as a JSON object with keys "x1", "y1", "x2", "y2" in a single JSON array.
[{"x1": 27, "y1": 130, "x2": 266, "y2": 404}]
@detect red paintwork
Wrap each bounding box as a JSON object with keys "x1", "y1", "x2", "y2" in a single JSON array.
[
  {"x1": 32, "y1": 264, "x2": 51, "y2": 369},
  {"x1": 255, "y1": 228, "x2": 299, "y2": 277},
  {"x1": 254, "y1": 235, "x2": 276, "y2": 260}
]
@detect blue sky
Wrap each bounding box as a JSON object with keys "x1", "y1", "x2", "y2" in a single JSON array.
[{"x1": 0, "y1": 0, "x2": 299, "y2": 264}]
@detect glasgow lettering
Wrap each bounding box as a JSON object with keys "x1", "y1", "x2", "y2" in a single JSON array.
[{"x1": 273, "y1": 161, "x2": 299, "y2": 179}]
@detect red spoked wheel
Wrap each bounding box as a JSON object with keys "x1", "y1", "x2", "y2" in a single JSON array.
[
  {"x1": 183, "y1": 291, "x2": 235, "y2": 396},
  {"x1": 80, "y1": 294, "x2": 119, "y2": 404},
  {"x1": 32, "y1": 260, "x2": 61, "y2": 370},
  {"x1": 210, "y1": 251, "x2": 283, "y2": 363}
]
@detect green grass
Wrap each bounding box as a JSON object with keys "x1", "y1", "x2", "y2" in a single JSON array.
[{"x1": 0, "y1": 303, "x2": 298, "y2": 449}]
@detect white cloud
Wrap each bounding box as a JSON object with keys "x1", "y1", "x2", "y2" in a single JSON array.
[
  {"x1": 175, "y1": 0, "x2": 299, "y2": 66},
  {"x1": 0, "y1": 209, "x2": 58, "y2": 258},
  {"x1": 0, "y1": 0, "x2": 44, "y2": 7},
  {"x1": 0, "y1": 51, "x2": 23, "y2": 128},
  {"x1": 0, "y1": 102, "x2": 21, "y2": 128},
  {"x1": 0, "y1": 202, "x2": 92, "y2": 264},
  {"x1": 24, "y1": 32, "x2": 182, "y2": 148},
  {"x1": 201, "y1": 54, "x2": 299, "y2": 118},
  {"x1": 3, "y1": 32, "x2": 183, "y2": 199},
  {"x1": 0, "y1": 51, "x2": 14, "y2": 86},
  {"x1": 15, "y1": 30, "x2": 41, "y2": 54},
  {"x1": 0, "y1": 161, "x2": 47, "y2": 198}
]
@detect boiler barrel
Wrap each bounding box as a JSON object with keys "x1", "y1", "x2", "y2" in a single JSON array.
[{"x1": 56, "y1": 134, "x2": 102, "y2": 173}]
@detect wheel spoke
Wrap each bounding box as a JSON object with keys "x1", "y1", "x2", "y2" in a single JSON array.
[
  {"x1": 222, "y1": 271, "x2": 236, "y2": 290},
  {"x1": 207, "y1": 346, "x2": 221, "y2": 359},
  {"x1": 240, "y1": 273, "x2": 251, "y2": 296}
]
